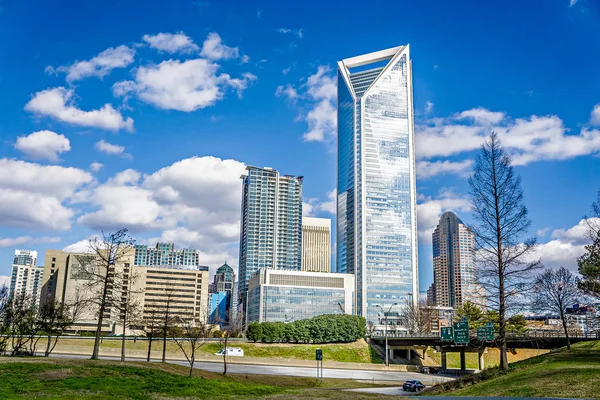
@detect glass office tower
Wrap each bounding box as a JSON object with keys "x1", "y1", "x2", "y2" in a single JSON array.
[
  {"x1": 238, "y1": 166, "x2": 303, "y2": 310},
  {"x1": 337, "y1": 45, "x2": 419, "y2": 330}
]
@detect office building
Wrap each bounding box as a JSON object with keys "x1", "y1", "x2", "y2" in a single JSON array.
[
  {"x1": 209, "y1": 291, "x2": 228, "y2": 325},
  {"x1": 41, "y1": 249, "x2": 209, "y2": 334},
  {"x1": 301, "y1": 217, "x2": 331, "y2": 273},
  {"x1": 337, "y1": 45, "x2": 419, "y2": 329},
  {"x1": 134, "y1": 242, "x2": 201, "y2": 267},
  {"x1": 136, "y1": 264, "x2": 210, "y2": 330},
  {"x1": 432, "y1": 211, "x2": 478, "y2": 308},
  {"x1": 238, "y1": 166, "x2": 303, "y2": 308},
  {"x1": 246, "y1": 269, "x2": 354, "y2": 323},
  {"x1": 9, "y1": 250, "x2": 44, "y2": 307}
]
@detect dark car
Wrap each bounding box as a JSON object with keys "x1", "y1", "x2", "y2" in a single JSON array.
[
  {"x1": 402, "y1": 380, "x2": 425, "y2": 392},
  {"x1": 420, "y1": 366, "x2": 439, "y2": 374}
]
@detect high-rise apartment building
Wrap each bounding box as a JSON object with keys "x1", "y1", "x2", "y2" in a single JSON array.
[
  {"x1": 301, "y1": 217, "x2": 331, "y2": 273},
  {"x1": 238, "y1": 166, "x2": 303, "y2": 307},
  {"x1": 337, "y1": 45, "x2": 419, "y2": 329},
  {"x1": 9, "y1": 250, "x2": 44, "y2": 307},
  {"x1": 134, "y1": 243, "x2": 201, "y2": 267},
  {"x1": 432, "y1": 211, "x2": 477, "y2": 308}
]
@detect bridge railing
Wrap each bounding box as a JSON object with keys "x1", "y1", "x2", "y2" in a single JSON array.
[{"x1": 369, "y1": 330, "x2": 600, "y2": 340}]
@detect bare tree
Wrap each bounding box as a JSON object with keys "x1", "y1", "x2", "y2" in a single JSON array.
[
  {"x1": 142, "y1": 308, "x2": 162, "y2": 362},
  {"x1": 85, "y1": 229, "x2": 135, "y2": 360},
  {"x1": 469, "y1": 132, "x2": 541, "y2": 371},
  {"x1": 0, "y1": 286, "x2": 12, "y2": 355},
  {"x1": 170, "y1": 312, "x2": 212, "y2": 377},
  {"x1": 219, "y1": 310, "x2": 244, "y2": 375},
  {"x1": 532, "y1": 267, "x2": 581, "y2": 349},
  {"x1": 114, "y1": 266, "x2": 143, "y2": 362},
  {"x1": 398, "y1": 300, "x2": 433, "y2": 335},
  {"x1": 38, "y1": 301, "x2": 75, "y2": 357},
  {"x1": 159, "y1": 286, "x2": 178, "y2": 363}
]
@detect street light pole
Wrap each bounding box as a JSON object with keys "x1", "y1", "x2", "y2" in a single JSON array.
[{"x1": 376, "y1": 303, "x2": 397, "y2": 367}]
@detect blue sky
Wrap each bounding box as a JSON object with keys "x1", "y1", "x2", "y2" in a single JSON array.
[{"x1": 1, "y1": 0, "x2": 600, "y2": 291}]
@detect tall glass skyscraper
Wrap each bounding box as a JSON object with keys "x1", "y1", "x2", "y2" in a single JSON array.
[
  {"x1": 337, "y1": 45, "x2": 419, "y2": 330},
  {"x1": 238, "y1": 166, "x2": 303, "y2": 308}
]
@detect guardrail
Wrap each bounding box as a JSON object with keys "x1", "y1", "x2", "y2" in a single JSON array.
[{"x1": 369, "y1": 331, "x2": 600, "y2": 340}]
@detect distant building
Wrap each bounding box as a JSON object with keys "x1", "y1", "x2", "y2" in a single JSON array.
[
  {"x1": 238, "y1": 166, "x2": 303, "y2": 310},
  {"x1": 246, "y1": 269, "x2": 354, "y2": 324},
  {"x1": 301, "y1": 217, "x2": 331, "y2": 273},
  {"x1": 209, "y1": 292, "x2": 228, "y2": 325},
  {"x1": 209, "y1": 262, "x2": 235, "y2": 324},
  {"x1": 41, "y1": 248, "x2": 209, "y2": 334},
  {"x1": 432, "y1": 211, "x2": 480, "y2": 308},
  {"x1": 9, "y1": 250, "x2": 44, "y2": 307},
  {"x1": 134, "y1": 242, "x2": 201, "y2": 267},
  {"x1": 426, "y1": 283, "x2": 436, "y2": 306}
]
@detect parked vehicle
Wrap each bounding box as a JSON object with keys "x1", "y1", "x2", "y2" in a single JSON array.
[
  {"x1": 420, "y1": 366, "x2": 439, "y2": 374},
  {"x1": 402, "y1": 380, "x2": 425, "y2": 392},
  {"x1": 214, "y1": 347, "x2": 244, "y2": 357}
]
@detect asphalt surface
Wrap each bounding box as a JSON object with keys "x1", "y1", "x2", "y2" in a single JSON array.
[{"x1": 48, "y1": 352, "x2": 452, "y2": 384}]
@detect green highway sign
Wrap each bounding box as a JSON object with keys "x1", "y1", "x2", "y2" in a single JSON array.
[
  {"x1": 453, "y1": 320, "x2": 470, "y2": 344},
  {"x1": 441, "y1": 326, "x2": 453, "y2": 341},
  {"x1": 316, "y1": 349, "x2": 323, "y2": 361},
  {"x1": 477, "y1": 326, "x2": 495, "y2": 341}
]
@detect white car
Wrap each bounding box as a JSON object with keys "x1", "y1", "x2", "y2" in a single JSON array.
[{"x1": 214, "y1": 347, "x2": 244, "y2": 357}]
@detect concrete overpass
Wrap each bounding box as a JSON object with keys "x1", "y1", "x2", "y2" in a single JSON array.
[{"x1": 370, "y1": 331, "x2": 600, "y2": 371}]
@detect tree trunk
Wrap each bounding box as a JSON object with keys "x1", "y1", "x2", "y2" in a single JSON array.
[
  {"x1": 121, "y1": 316, "x2": 126, "y2": 362},
  {"x1": 189, "y1": 348, "x2": 195, "y2": 377},
  {"x1": 560, "y1": 310, "x2": 571, "y2": 350},
  {"x1": 147, "y1": 338, "x2": 152, "y2": 362},
  {"x1": 92, "y1": 271, "x2": 110, "y2": 360},
  {"x1": 223, "y1": 335, "x2": 228, "y2": 375},
  {"x1": 162, "y1": 327, "x2": 167, "y2": 363},
  {"x1": 45, "y1": 335, "x2": 51, "y2": 357}
]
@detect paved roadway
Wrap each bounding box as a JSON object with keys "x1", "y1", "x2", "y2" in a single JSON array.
[
  {"x1": 346, "y1": 389, "x2": 585, "y2": 399},
  {"x1": 48, "y1": 353, "x2": 452, "y2": 384}
]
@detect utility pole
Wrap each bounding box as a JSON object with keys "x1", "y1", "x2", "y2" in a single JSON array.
[{"x1": 376, "y1": 303, "x2": 398, "y2": 367}]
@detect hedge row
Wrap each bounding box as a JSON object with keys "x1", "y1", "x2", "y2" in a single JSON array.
[{"x1": 246, "y1": 314, "x2": 367, "y2": 343}]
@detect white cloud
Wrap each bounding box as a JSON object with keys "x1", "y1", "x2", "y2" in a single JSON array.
[
  {"x1": 536, "y1": 227, "x2": 550, "y2": 237},
  {"x1": 142, "y1": 32, "x2": 199, "y2": 54},
  {"x1": 62, "y1": 236, "x2": 99, "y2": 253},
  {"x1": 416, "y1": 159, "x2": 473, "y2": 179},
  {"x1": 591, "y1": 104, "x2": 600, "y2": 126},
  {"x1": 303, "y1": 189, "x2": 336, "y2": 216},
  {"x1": 90, "y1": 162, "x2": 103, "y2": 172},
  {"x1": 0, "y1": 159, "x2": 92, "y2": 230},
  {"x1": 569, "y1": 0, "x2": 578, "y2": 7},
  {"x1": 551, "y1": 218, "x2": 599, "y2": 245},
  {"x1": 278, "y1": 28, "x2": 303, "y2": 38},
  {"x1": 275, "y1": 84, "x2": 298, "y2": 100},
  {"x1": 282, "y1": 67, "x2": 291, "y2": 75},
  {"x1": 417, "y1": 191, "x2": 470, "y2": 243},
  {"x1": 14, "y1": 130, "x2": 70, "y2": 162},
  {"x1": 425, "y1": 101, "x2": 434, "y2": 113},
  {"x1": 95, "y1": 140, "x2": 132, "y2": 158},
  {"x1": 76, "y1": 156, "x2": 246, "y2": 267},
  {"x1": 0, "y1": 236, "x2": 60, "y2": 248},
  {"x1": 200, "y1": 32, "x2": 241, "y2": 61},
  {"x1": 113, "y1": 59, "x2": 256, "y2": 112},
  {"x1": 457, "y1": 108, "x2": 506, "y2": 125},
  {"x1": 48, "y1": 45, "x2": 135, "y2": 82},
  {"x1": 25, "y1": 87, "x2": 134, "y2": 131},
  {"x1": 417, "y1": 106, "x2": 600, "y2": 165}
]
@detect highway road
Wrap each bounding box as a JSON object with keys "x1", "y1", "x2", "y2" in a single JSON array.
[{"x1": 48, "y1": 353, "x2": 452, "y2": 384}]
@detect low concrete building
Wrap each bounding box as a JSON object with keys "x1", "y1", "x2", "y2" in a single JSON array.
[{"x1": 246, "y1": 269, "x2": 354, "y2": 324}]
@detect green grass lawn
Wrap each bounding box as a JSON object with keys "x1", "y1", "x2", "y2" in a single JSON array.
[
  {"x1": 52, "y1": 337, "x2": 382, "y2": 364},
  {"x1": 0, "y1": 358, "x2": 391, "y2": 399},
  {"x1": 428, "y1": 340, "x2": 600, "y2": 398}
]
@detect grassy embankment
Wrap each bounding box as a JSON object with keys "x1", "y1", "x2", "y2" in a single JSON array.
[
  {"x1": 0, "y1": 358, "x2": 391, "y2": 399},
  {"x1": 51, "y1": 337, "x2": 382, "y2": 364},
  {"x1": 428, "y1": 340, "x2": 600, "y2": 398},
  {"x1": 426, "y1": 347, "x2": 549, "y2": 370}
]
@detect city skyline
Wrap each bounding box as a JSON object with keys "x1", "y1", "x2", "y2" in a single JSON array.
[{"x1": 1, "y1": 0, "x2": 600, "y2": 294}]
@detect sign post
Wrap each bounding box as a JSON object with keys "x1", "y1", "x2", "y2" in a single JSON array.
[{"x1": 316, "y1": 349, "x2": 323, "y2": 381}]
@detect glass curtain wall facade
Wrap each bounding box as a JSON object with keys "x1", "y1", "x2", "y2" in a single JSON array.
[
  {"x1": 238, "y1": 166, "x2": 303, "y2": 309},
  {"x1": 432, "y1": 211, "x2": 478, "y2": 308},
  {"x1": 337, "y1": 45, "x2": 419, "y2": 330}
]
